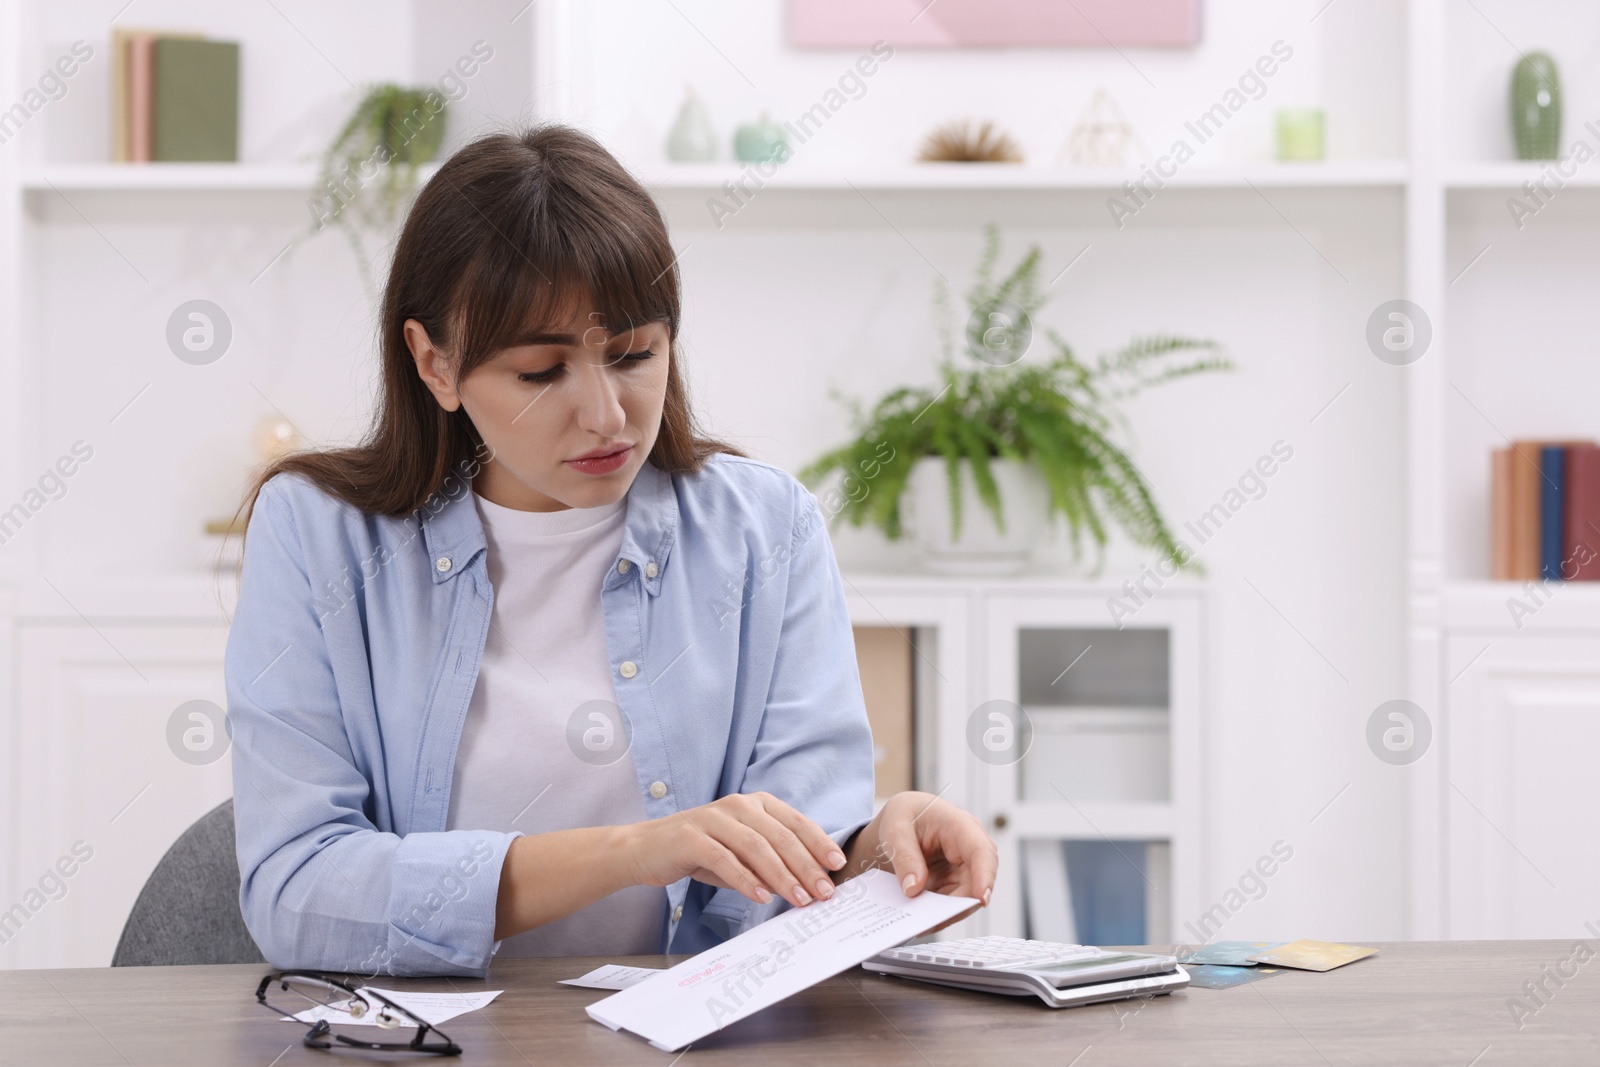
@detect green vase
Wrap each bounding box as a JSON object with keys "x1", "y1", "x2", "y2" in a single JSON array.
[
  {"x1": 733, "y1": 110, "x2": 789, "y2": 165},
  {"x1": 1511, "y1": 52, "x2": 1561, "y2": 161}
]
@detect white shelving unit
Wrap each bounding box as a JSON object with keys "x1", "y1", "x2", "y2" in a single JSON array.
[
  {"x1": 16, "y1": 159, "x2": 1410, "y2": 193},
  {"x1": 1409, "y1": 0, "x2": 1600, "y2": 940}
]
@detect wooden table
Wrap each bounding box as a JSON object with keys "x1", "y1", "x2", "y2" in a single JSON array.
[{"x1": 4, "y1": 940, "x2": 1599, "y2": 1064}]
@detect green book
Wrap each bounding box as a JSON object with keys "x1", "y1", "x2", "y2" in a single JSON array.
[{"x1": 152, "y1": 38, "x2": 239, "y2": 162}]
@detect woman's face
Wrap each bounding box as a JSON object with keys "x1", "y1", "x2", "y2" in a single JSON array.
[{"x1": 406, "y1": 300, "x2": 671, "y2": 512}]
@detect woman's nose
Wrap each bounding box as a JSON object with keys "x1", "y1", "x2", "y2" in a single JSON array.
[{"x1": 572, "y1": 364, "x2": 626, "y2": 436}]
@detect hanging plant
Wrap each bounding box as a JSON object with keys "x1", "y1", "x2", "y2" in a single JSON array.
[{"x1": 300, "y1": 84, "x2": 449, "y2": 294}]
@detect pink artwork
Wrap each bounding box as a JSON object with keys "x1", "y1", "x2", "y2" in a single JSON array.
[{"x1": 790, "y1": 0, "x2": 1202, "y2": 48}]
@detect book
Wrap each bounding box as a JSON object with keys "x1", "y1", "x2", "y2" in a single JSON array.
[
  {"x1": 1491, "y1": 447, "x2": 1514, "y2": 580},
  {"x1": 112, "y1": 29, "x2": 131, "y2": 161},
  {"x1": 152, "y1": 38, "x2": 239, "y2": 162},
  {"x1": 127, "y1": 33, "x2": 155, "y2": 162},
  {"x1": 1508, "y1": 439, "x2": 1595, "y2": 581},
  {"x1": 1564, "y1": 445, "x2": 1600, "y2": 580},
  {"x1": 851, "y1": 626, "x2": 912, "y2": 797},
  {"x1": 114, "y1": 29, "x2": 204, "y2": 162},
  {"x1": 1541, "y1": 446, "x2": 1566, "y2": 581},
  {"x1": 1023, "y1": 838, "x2": 1077, "y2": 944}
]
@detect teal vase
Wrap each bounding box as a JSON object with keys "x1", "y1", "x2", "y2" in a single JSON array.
[
  {"x1": 1511, "y1": 52, "x2": 1561, "y2": 160},
  {"x1": 733, "y1": 111, "x2": 789, "y2": 165}
]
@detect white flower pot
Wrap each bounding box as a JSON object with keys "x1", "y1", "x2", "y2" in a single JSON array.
[{"x1": 905, "y1": 456, "x2": 1049, "y2": 575}]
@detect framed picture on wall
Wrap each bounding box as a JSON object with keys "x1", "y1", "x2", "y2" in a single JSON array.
[{"x1": 790, "y1": 0, "x2": 1202, "y2": 48}]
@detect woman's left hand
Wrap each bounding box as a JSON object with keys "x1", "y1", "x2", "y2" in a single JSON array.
[{"x1": 841, "y1": 791, "x2": 997, "y2": 924}]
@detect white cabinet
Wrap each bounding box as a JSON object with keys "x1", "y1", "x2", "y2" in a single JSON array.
[
  {"x1": 3, "y1": 622, "x2": 231, "y2": 969},
  {"x1": 843, "y1": 574, "x2": 1205, "y2": 946},
  {"x1": 1444, "y1": 632, "x2": 1600, "y2": 940}
]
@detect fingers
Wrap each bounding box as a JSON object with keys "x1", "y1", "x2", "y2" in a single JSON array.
[
  {"x1": 688, "y1": 794, "x2": 838, "y2": 909},
  {"x1": 731, "y1": 795, "x2": 835, "y2": 907},
  {"x1": 879, "y1": 794, "x2": 997, "y2": 906},
  {"x1": 938, "y1": 813, "x2": 998, "y2": 904},
  {"x1": 679, "y1": 821, "x2": 773, "y2": 906},
  {"x1": 756, "y1": 793, "x2": 848, "y2": 898},
  {"x1": 877, "y1": 799, "x2": 930, "y2": 897},
  {"x1": 760, "y1": 793, "x2": 848, "y2": 871}
]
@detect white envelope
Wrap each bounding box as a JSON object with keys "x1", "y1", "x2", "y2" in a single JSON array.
[{"x1": 586, "y1": 868, "x2": 978, "y2": 1051}]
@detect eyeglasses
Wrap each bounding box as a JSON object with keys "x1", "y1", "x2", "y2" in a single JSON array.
[{"x1": 255, "y1": 970, "x2": 462, "y2": 1056}]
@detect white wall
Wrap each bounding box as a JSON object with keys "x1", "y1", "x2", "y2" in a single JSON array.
[
  {"x1": 5, "y1": 0, "x2": 1429, "y2": 959},
  {"x1": 567, "y1": 0, "x2": 1411, "y2": 942}
]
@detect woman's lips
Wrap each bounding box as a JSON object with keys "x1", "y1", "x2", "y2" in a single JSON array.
[{"x1": 565, "y1": 444, "x2": 633, "y2": 476}]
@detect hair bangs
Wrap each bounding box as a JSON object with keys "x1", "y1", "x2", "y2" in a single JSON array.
[{"x1": 449, "y1": 173, "x2": 680, "y2": 377}]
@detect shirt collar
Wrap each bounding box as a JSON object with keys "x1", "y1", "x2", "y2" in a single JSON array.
[{"x1": 421, "y1": 460, "x2": 677, "y2": 594}]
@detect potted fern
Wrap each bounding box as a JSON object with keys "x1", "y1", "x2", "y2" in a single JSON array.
[{"x1": 800, "y1": 224, "x2": 1233, "y2": 575}]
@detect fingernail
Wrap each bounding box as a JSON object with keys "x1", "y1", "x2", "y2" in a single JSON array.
[
  {"x1": 794, "y1": 886, "x2": 812, "y2": 906},
  {"x1": 755, "y1": 886, "x2": 772, "y2": 904},
  {"x1": 815, "y1": 878, "x2": 834, "y2": 900},
  {"x1": 983, "y1": 887, "x2": 992, "y2": 905},
  {"x1": 827, "y1": 850, "x2": 846, "y2": 869},
  {"x1": 902, "y1": 874, "x2": 917, "y2": 893}
]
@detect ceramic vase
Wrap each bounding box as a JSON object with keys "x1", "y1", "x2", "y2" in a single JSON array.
[{"x1": 1511, "y1": 52, "x2": 1561, "y2": 161}]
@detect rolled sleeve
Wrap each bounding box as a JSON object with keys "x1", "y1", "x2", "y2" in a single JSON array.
[{"x1": 226, "y1": 479, "x2": 520, "y2": 977}]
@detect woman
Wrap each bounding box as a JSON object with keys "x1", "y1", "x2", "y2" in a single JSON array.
[{"x1": 224, "y1": 124, "x2": 996, "y2": 979}]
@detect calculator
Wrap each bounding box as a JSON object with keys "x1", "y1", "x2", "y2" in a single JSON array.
[{"x1": 860, "y1": 936, "x2": 1189, "y2": 1008}]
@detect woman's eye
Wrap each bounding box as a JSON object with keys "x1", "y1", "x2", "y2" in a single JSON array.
[{"x1": 516, "y1": 349, "x2": 651, "y2": 383}]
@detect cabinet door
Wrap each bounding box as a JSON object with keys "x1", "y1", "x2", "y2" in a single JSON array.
[
  {"x1": 1446, "y1": 633, "x2": 1600, "y2": 939},
  {"x1": 842, "y1": 583, "x2": 982, "y2": 940},
  {"x1": 979, "y1": 592, "x2": 1202, "y2": 944},
  {"x1": 5, "y1": 623, "x2": 231, "y2": 968}
]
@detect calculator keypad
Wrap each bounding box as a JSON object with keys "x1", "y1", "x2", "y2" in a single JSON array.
[{"x1": 877, "y1": 936, "x2": 1100, "y2": 971}]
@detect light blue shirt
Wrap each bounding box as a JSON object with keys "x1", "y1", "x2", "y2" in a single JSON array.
[{"x1": 225, "y1": 453, "x2": 876, "y2": 978}]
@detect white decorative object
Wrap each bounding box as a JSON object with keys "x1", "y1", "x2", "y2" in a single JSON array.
[
  {"x1": 905, "y1": 456, "x2": 1049, "y2": 575},
  {"x1": 201, "y1": 415, "x2": 307, "y2": 571},
  {"x1": 1061, "y1": 88, "x2": 1141, "y2": 167}
]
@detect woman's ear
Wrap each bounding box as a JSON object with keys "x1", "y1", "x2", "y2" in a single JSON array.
[{"x1": 404, "y1": 318, "x2": 462, "y2": 412}]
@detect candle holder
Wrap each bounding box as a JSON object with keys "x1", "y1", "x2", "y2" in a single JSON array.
[{"x1": 1275, "y1": 109, "x2": 1325, "y2": 162}]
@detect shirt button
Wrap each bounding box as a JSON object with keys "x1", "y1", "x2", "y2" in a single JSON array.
[
  {"x1": 645, "y1": 561, "x2": 659, "y2": 578},
  {"x1": 619, "y1": 661, "x2": 638, "y2": 679},
  {"x1": 649, "y1": 780, "x2": 667, "y2": 799},
  {"x1": 435, "y1": 556, "x2": 452, "y2": 573},
  {"x1": 617, "y1": 559, "x2": 631, "y2": 574},
  {"x1": 672, "y1": 904, "x2": 684, "y2": 923}
]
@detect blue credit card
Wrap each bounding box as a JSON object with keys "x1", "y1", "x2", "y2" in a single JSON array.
[
  {"x1": 1182, "y1": 964, "x2": 1285, "y2": 989},
  {"x1": 1176, "y1": 940, "x2": 1285, "y2": 966}
]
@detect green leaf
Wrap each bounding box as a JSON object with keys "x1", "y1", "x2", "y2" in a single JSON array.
[{"x1": 801, "y1": 227, "x2": 1229, "y2": 568}]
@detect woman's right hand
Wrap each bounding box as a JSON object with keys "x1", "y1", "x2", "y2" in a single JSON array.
[{"x1": 626, "y1": 791, "x2": 848, "y2": 909}]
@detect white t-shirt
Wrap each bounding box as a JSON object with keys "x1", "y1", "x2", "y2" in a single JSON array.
[{"x1": 445, "y1": 489, "x2": 667, "y2": 956}]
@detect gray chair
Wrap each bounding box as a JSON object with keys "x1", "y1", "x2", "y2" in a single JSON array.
[{"x1": 111, "y1": 797, "x2": 266, "y2": 966}]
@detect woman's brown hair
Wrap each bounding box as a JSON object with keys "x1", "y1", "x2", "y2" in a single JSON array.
[{"x1": 225, "y1": 123, "x2": 739, "y2": 567}]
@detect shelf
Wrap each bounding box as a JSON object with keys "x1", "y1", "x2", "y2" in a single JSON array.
[
  {"x1": 20, "y1": 159, "x2": 1408, "y2": 195},
  {"x1": 1446, "y1": 162, "x2": 1600, "y2": 189},
  {"x1": 841, "y1": 569, "x2": 1207, "y2": 596},
  {"x1": 1025, "y1": 706, "x2": 1169, "y2": 725},
  {"x1": 9, "y1": 569, "x2": 237, "y2": 621},
  {"x1": 1004, "y1": 801, "x2": 1173, "y2": 839},
  {"x1": 639, "y1": 160, "x2": 1409, "y2": 192},
  {"x1": 21, "y1": 163, "x2": 334, "y2": 192},
  {"x1": 1443, "y1": 580, "x2": 1600, "y2": 631}
]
